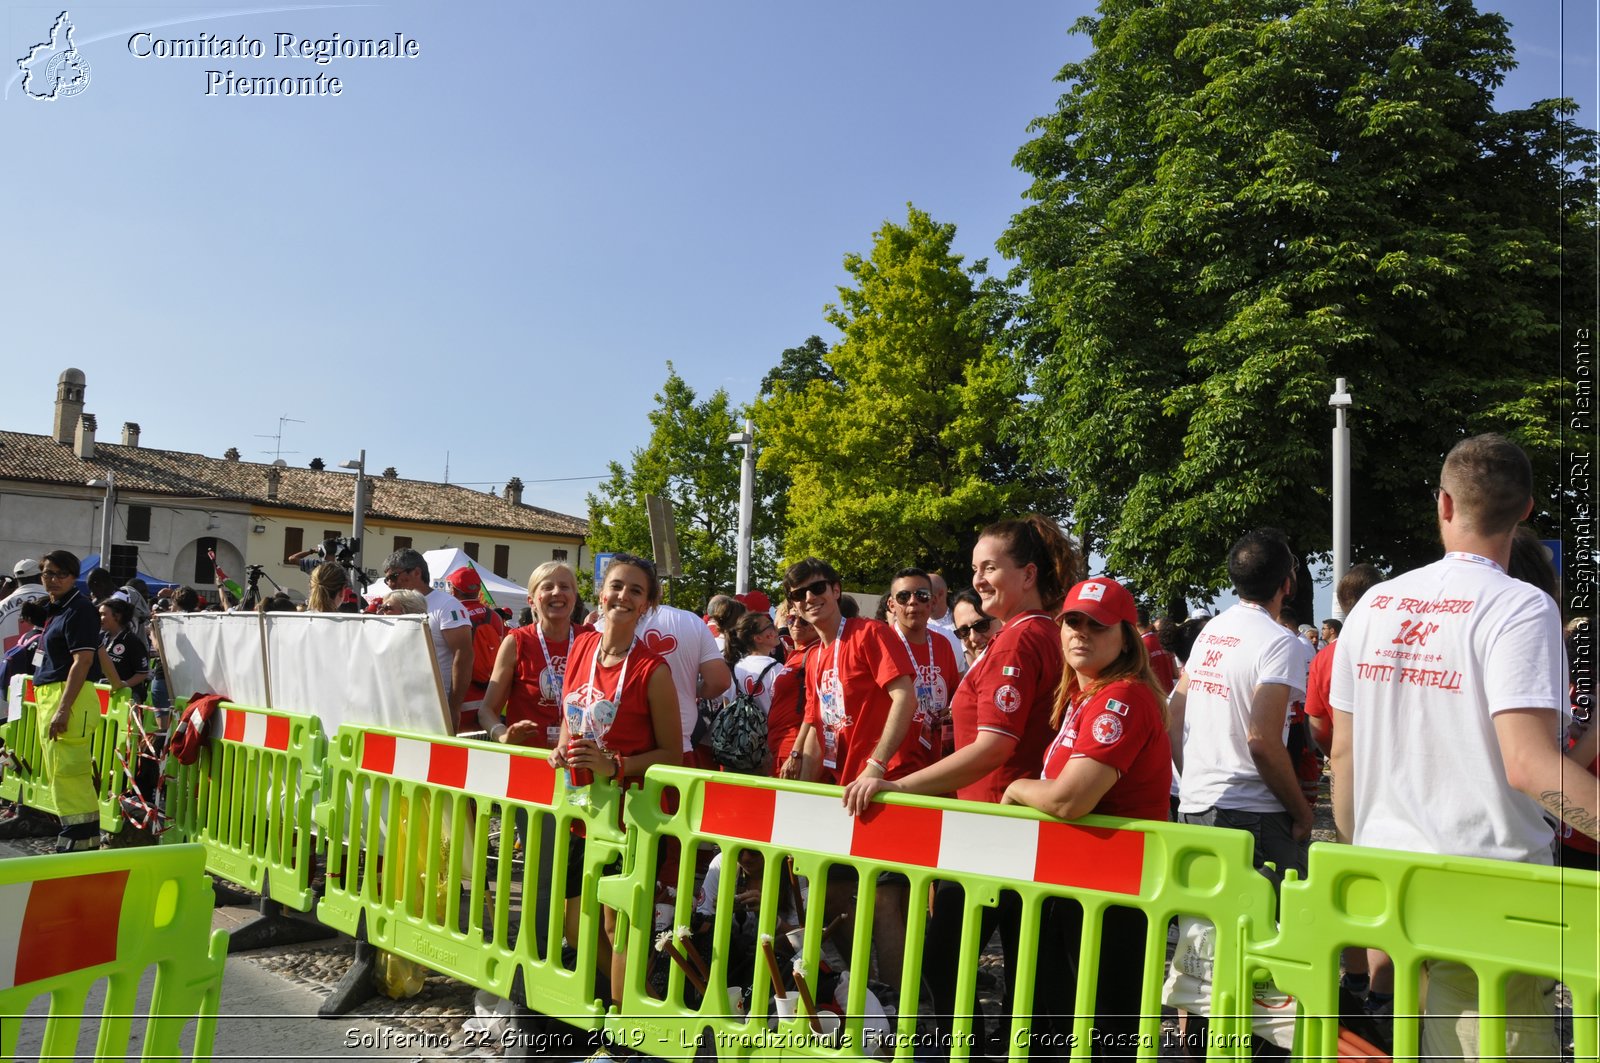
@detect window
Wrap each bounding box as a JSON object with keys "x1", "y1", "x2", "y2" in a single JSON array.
[
  {"x1": 283, "y1": 527, "x2": 303, "y2": 563},
  {"x1": 463, "y1": 542, "x2": 479, "y2": 561},
  {"x1": 321, "y1": 529, "x2": 340, "y2": 547},
  {"x1": 552, "y1": 548, "x2": 569, "y2": 562},
  {"x1": 194, "y1": 537, "x2": 218, "y2": 585},
  {"x1": 393, "y1": 535, "x2": 412, "y2": 551},
  {"x1": 126, "y1": 505, "x2": 151, "y2": 543},
  {"x1": 493, "y1": 544, "x2": 510, "y2": 578},
  {"x1": 108, "y1": 545, "x2": 139, "y2": 583}
]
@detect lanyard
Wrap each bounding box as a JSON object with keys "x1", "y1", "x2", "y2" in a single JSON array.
[
  {"x1": 585, "y1": 634, "x2": 636, "y2": 703},
  {"x1": 536, "y1": 623, "x2": 571, "y2": 675},
  {"x1": 1445, "y1": 551, "x2": 1504, "y2": 573},
  {"x1": 894, "y1": 623, "x2": 934, "y2": 676},
  {"x1": 814, "y1": 617, "x2": 848, "y2": 719}
]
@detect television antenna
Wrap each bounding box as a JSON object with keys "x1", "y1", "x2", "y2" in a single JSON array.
[{"x1": 257, "y1": 415, "x2": 305, "y2": 461}]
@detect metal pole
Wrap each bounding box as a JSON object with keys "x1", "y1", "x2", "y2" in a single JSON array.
[
  {"x1": 351, "y1": 448, "x2": 366, "y2": 578},
  {"x1": 735, "y1": 421, "x2": 755, "y2": 595},
  {"x1": 99, "y1": 472, "x2": 115, "y2": 566},
  {"x1": 1330, "y1": 378, "x2": 1352, "y2": 617}
]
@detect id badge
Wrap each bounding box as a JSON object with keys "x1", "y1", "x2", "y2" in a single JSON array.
[
  {"x1": 545, "y1": 725, "x2": 560, "y2": 746},
  {"x1": 32, "y1": 648, "x2": 44, "y2": 669},
  {"x1": 823, "y1": 726, "x2": 838, "y2": 770}
]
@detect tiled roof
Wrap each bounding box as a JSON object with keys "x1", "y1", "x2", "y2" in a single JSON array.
[{"x1": 0, "y1": 430, "x2": 588, "y2": 539}]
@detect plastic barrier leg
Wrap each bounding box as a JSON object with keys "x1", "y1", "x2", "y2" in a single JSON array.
[
  {"x1": 228, "y1": 895, "x2": 339, "y2": 953},
  {"x1": 319, "y1": 933, "x2": 380, "y2": 1018}
]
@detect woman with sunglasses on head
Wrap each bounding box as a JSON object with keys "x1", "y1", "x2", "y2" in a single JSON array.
[
  {"x1": 1003, "y1": 577, "x2": 1171, "y2": 1057},
  {"x1": 550, "y1": 552, "x2": 681, "y2": 1026},
  {"x1": 842, "y1": 516, "x2": 1082, "y2": 1056}
]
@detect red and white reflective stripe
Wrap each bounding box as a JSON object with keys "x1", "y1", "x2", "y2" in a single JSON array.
[
  {"x1": 0, "y1": 869, "x2": 126, "y2": 990},
  {"x1": 358, "y1": 733, "x2": 556, "y2": 807},
  {"x1": 218, "y1": 706, "x2": 292, "y2": 751},
  {"x1": 698, "y1": 780, "x2": 1147, "y2": 896}
]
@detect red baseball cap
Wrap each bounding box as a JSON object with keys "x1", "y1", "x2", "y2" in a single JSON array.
[
  {"x1": 1060, "y1": 578, "x2": 1137, "y2": 628},
  {"x1": 447, "y1": 567, "x2": 482, "y2": 595}
]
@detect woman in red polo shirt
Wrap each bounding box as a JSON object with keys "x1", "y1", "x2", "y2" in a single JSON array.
[
  {"x1": 1004, "y1": 577, "x2": 1172, "y2": 1058},
  {"x1": 843, "y1": 514, "x2": 1082, "y2": 1055}
]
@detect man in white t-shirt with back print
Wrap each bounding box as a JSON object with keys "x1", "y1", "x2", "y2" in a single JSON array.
[{"x1": 1330, "y1": 433, "x2": 1599, "y2": 1061}]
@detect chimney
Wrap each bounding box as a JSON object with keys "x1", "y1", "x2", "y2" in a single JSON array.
[
  {"x1": 74, "y1": 413, "x2": 97, "y2": 460},
  {"x1": 224, "y1": 446, "x2": 241, "y2": 461},
  {"x1": 53, "y1": 368, "x2": 86, "y2": 444},
  {"x1": 266, "y1": 466, "x2": 281, "y2": 500},
  {"x1": 121, "y1": 422, "x2": 140, "y2": 448},
  {"x1": 382, "y1": 466, "x2": 398, "y2": 479},
  {"x1": 506, "y1": 476, "x2": 524, "y2": 505},
  {"x1": 309, "y1": 457, "x2": 325, "y2": 471}
]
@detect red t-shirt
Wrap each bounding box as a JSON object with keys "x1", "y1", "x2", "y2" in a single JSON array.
[
  {"x1": 766, "y1": 661, "x2": 807, "y2": 769},
  {"x1": 949, "y1": 611, "x2": 1062, "y2": 804},
  {"x1": 886, "y1": 625, "x2": 964, "y2": 776},
  {"x1": 1041, "y1": 678, "x2": 1171, "y2": 821},
  {"x1": 1141, "y1": 630, "x2": 1177, "y2": 692},
  {"x1": 562, "y1": 630, "x2": 671, "y2": 786},
  {"x1": 1303, "y1": 642, "x2": 1336, "y2": 726},
  {"x1": 504, "y1": 623, "x2": 593, "y2": 747},
  {"x1": 801, "y1": 618, "x2": 917, "y2": 785}
]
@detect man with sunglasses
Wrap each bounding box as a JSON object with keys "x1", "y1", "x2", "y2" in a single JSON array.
[
  {"x1": 381, "y1": 549, "x2": 473, "y2": 731},
  {"x1": 783, "y1": 558, "x2": 918, "y2": 790},
  {"x1": 885, "y1": 568, "x2": 962, "y2": 776}
]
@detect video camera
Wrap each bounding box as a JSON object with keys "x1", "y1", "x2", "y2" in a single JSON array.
[{"x1": 315, "y1": 536, "x2": 361, "y2": 564}]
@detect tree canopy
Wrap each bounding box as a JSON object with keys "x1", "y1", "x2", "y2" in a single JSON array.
[
  {"x1": 585, "y1": 365, "x2": 782, "y2": 609},
  {"x1": 1000, "y1": 0, "x2": 1596, "y2": 605},
  {"x1": 754, "y1": 205, "x2": 1049, "y2": 587}
]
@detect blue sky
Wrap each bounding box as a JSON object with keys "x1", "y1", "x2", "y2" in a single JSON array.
[{"x1": 3, "y1": 0, "x2": 1594, "y2": 612}]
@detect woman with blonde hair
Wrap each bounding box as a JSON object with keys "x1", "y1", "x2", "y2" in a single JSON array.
[
  {"x1": 306, "y1": 561, "x2": 348, "y2": 613},
  {"x1": 478, "y1": 562, "x2": 591, "y2": 749}
]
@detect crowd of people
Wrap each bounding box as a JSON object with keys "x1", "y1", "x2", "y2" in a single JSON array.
[{"x1": 0, "y1": 432, "x2": 1594, "y2": 1060}]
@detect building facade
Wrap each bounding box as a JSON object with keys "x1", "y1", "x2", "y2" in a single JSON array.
[{"x1": 0, "y1": 369, "x2": 588, "y2": 601}]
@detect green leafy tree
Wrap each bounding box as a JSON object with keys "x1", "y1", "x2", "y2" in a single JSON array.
[
  {"x1": 754, "y1": 205, "x2": 1048, "y2": 587},
  {"x1": 1000, "y1": 0, "x2": 1596, "y2": 607},
  {"x1": 586, "y1": 365, "x2": 782, "y2": 609}
]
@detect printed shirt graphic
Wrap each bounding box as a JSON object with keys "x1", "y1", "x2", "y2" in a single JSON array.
[
  {"x1": 800, "y1": 619, "x2": 915, "y2": 784},
  {"x1": 561, "y1": 631, "x2": 667, "y2": 768},
  {"x1": 1041, "y1": 678, "x2": 1170, "y2": 821},
  {"x1": 888, "y1": 629, "x2": 962, "y2": 776},
  {"x1": 505, "y1": 623, "x2": 594, "y2": 743},
  {"x1": 1329, "y1": 556, "x2": 1565, "y2": 863},
  {"x1": 639, "y1": 605, "x2": 722, "y2": 752},
  {"x1": 18, "y1": 12, "x2": 91, "y2": 100}
]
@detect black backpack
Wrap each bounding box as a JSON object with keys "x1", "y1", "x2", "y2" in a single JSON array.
[{"x1": 708, "y1": 661, "x2": 780, "y2": 774}]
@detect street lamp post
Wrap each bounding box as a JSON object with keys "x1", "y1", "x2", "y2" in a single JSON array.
[
  {"x1": 726, "y1": 421, "x2": 755, "y2": 595},
  {"x1": 86, "y1": 473, "x2": 115, "y2": 566},
  {"x1": 1329, "y1": 378, "x2": 1353, "y2": 617},
  {"x1": 338, "y1": 450, "x2": 367, "y2": 578}
]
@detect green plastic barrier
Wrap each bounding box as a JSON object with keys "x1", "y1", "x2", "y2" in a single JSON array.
[
  {"x1": 1253, "y1": 842, "x2": 1600, "y2": 1062},
  {"x1": 1, "y1": 677, "x2": 135, "y2": 832},
  {"x1": 312, "y1": 724, "x2": 628, "y2": 1029},
  {"x1": 0, "y1": 842, "x2": 229, "y2": 1062},
  {"x1": 603, "y1": 766, "x2": 1279, "y2": 1061},
  {"x1": 162, "y1": 699, "x2": 326, "y2": 910}
]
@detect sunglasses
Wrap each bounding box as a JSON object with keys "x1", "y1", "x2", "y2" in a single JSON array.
[
  {"x1": 383, "y1": 569, "x2": 413, "y2": 586},
  {"x1": 892, "y1": 588, "x2": 931, "y2": 605},
  {"x1": 788, "y1": 616, "x2": 812, "y2": 629},
  {"x1": 1059, "y1": 613, "x2": 1112, "y2": 634},
  {"x1": 953, "y1": 617, "x2": 992, "y2": 640},
  {"x1": 786, "y1": 578, "x2": 832, "y2": 602}
]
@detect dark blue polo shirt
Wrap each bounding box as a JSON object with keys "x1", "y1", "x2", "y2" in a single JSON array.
[{"x1": 35, "y1": 589, "x2": 100, "y2": 685}]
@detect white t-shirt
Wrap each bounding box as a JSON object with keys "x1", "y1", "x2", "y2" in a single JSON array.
[
  {"x1": 1329, "y1": 554, "x2": 1565, "y2": 864},
  {"x1": 732, "y1": 654, "x2": 784, "y2": 713},
  {"x1": 1177, "y1": 601, "x2": 1311, "y2": 814},
  {"x1": 424, "y1": 586, "x2": 473, "y2": 699},
  {"x1": 640, "y1": 604, "x2": 723, "y2": 752},
  {"x1": 0, "y1": 584, "x2": 50, "y2": 653}
]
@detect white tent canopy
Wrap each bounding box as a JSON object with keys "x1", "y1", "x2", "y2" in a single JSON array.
[{"x1": 405, "y1": 547, "x2": 528, "y2": 610}]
